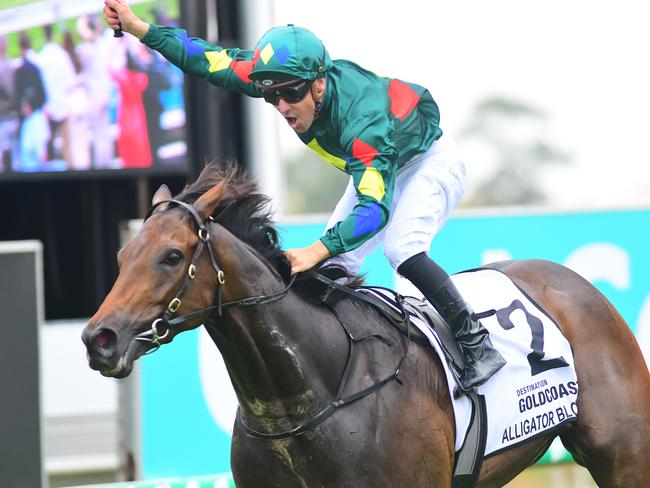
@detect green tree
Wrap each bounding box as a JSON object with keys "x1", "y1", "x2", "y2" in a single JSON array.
[
  {"x1": 461, "y1": 96, "x2": 571, "y2": 206},
  {"x1": 284, "y1": 148, "x2": 349, "y2": 214}
]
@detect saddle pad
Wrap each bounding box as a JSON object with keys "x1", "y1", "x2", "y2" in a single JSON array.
[{"x1": 362, "y1": 268, "x2": 578, "y2": 456}]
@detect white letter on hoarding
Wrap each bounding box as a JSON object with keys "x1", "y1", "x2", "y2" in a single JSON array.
[{"x1": 563, "y1": 243, "x2": 629, "y2": 290}]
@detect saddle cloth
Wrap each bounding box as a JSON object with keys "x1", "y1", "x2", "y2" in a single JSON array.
[{"x1": 361, "y1": 268, "x2": 579, "y2": 456}]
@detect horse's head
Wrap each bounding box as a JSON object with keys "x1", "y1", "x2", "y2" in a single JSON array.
[{"x1": 81, "y1": 178, "x2": 228, "y2": 378}]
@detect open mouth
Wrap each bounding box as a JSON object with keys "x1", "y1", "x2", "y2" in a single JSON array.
[{"x1": 285, "y1": 116, "x2": 298, "y2": 129}]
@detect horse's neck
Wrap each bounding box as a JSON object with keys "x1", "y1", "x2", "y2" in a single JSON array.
[{"x1": 207, "y1": 230, "x2": 347, "y2": 428}]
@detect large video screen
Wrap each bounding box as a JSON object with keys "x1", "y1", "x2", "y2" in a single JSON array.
[{"x1": 0, "y1": 0, "x2": 187, "y2": 179}]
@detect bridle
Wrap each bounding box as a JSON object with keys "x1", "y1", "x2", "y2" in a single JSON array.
[
  {"x1": 133, "y1": 199, "x2": 295, "y2": 352},
  {"x1": 131, "y1": 198, "x2": 411, "y2": 441}
]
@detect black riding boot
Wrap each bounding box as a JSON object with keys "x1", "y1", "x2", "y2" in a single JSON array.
[
  {"x1": 398, "y1": 253, "x2": 506, "y2": 392},
  {"x1": 427, "y1": 278, "x2": 506, "y2": 391}
]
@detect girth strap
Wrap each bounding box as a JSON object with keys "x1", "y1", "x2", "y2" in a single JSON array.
[{"x1": 452, "y1": 392, "x2": 488, "y2": 488}]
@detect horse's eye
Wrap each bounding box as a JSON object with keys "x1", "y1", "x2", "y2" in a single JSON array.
[{"x1": 161, "y1": 250, "x2": 184, "y2": 266}]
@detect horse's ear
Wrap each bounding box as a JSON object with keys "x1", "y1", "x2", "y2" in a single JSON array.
[
  {"x1": 194, "y1": 180, "x2": 228, "y2": 220},
  {"x1": 152, "y1": 184, "x2": 172, "y2": 206}
]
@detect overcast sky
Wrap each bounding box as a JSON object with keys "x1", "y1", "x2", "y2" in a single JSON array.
[{"x1": 262, "y1": 0, "x2": 650, "y2": 209}]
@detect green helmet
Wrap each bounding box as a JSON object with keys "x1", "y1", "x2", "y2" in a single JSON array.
[{"x1": 250, "y1": 25, "x2": 332, "y2": 86}]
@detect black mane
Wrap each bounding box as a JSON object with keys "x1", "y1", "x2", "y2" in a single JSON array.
[
  {"x1": 174, "y1": 162, "x2": 362, "y2": 297},
  {"x1": 176, "y1": 162, "x2": 290, "y2": 277}
]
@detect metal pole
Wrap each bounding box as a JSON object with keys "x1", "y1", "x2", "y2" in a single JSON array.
[{"x1": 239, "y1": 0, "x2": 285, "y2": 217}]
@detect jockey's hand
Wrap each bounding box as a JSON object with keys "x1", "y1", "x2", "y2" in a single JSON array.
[
  {"x1": 284, "y1": 241, "x2": 331, "y2": 275},
  {"x1": 104, "y1": 0, "x2": 150, "y2": 39}
]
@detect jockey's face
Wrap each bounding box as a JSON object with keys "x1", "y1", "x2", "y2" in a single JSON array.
[{"x1": 272, "y1": 78, "x2": 326, "y2": 133}]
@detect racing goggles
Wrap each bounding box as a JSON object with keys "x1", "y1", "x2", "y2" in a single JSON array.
[{"x1": 261, "y1": 79, "x2": 311, "y2": 105}]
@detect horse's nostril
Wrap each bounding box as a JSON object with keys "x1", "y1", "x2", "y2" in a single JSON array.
[{"x1": 94, "y1": 328, "x2": 117, "y2": 352}]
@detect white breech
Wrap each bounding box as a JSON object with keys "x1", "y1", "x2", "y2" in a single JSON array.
[{"x1": 325, "y1": 133, "x2": 466, "y2": 274}]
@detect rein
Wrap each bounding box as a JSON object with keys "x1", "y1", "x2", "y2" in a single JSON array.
[{"x1": 134, "y1": 198, "x2": 412, "y2": 440}]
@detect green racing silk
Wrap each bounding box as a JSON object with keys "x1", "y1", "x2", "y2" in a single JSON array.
[{"x1": 142, "y1": 25, "x2": 443, "y2": 256}]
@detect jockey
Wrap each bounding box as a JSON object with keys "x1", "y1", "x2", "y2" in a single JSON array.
[{"x1": 104, "y1": 0, "x2": 505, "y2": 392}]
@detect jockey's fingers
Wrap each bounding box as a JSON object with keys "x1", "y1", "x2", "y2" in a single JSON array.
[
  {"x1": 103, "y1": 5, "x2": 116, "y2": 19},
  {"x1": 103, "y1": 4, "x2": 121, "y2": 28},
  {"x1": 289, "y1": 261, "x2": 305, "y2": 275},
  {"x1": 105, "y1": 0, "x2": 129, "y2": 19},
  {"x1": 104, "y1": 16, "x2": 119, "y2": 30},
  {"x1": 105, "y1": 0, "x2": 123, "y2": 9},
  {"x1": 103, "y1": 15, "x2": 119, "y2": 30},
  {"x1": 289, "y1": 259, "x2": 299, "y2": 271}
]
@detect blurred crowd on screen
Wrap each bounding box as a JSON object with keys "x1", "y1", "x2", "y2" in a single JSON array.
[{"x1": 0, "y1": 9, "x2": 186, "y2": 174}]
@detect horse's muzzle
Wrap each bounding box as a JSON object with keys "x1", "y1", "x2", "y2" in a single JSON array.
[{"x1": 81, "y1": 325, "x2": 120, "y2": 372}]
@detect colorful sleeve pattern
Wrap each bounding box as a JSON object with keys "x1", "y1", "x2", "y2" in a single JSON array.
[
  {"x1": 141, "y1": 24, "x2": 263, "y2": 97},
  {"x1": 320, "y1": 111, "x2": 398, "y2": 256}
]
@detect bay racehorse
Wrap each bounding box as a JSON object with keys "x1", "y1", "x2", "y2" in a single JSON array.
[{"x1": 82, "y1": 163, "x2": 650, "y2": 487}]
